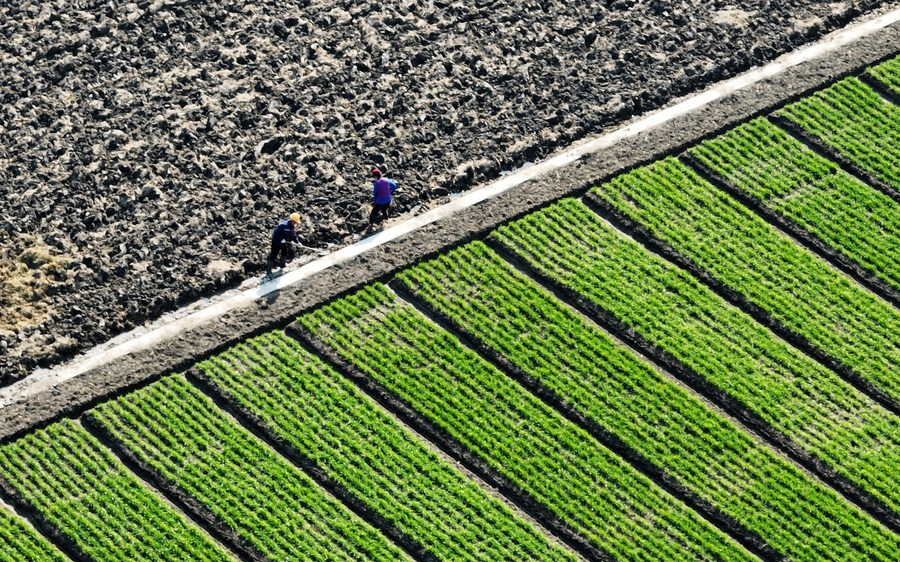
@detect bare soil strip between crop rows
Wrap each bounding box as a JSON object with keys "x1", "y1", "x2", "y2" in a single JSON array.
[
  {"x1": 680, "y1": 151, "x2": 900, "y2": 308},
  {"x1": 581, "y1": 191, "x2": 900, "y2": 419},
  {"x1": 285, "y1": 322, "x2": 613, "y2": 562},
  {"x1": 483, "y1": 226, "x2": 900, "y2": 534},
  {"x1": 2, "y1": 13, "x2": 899, "y2": 446},
  {"x1": 388, "y1": 279, "x2": 781, "y2": 560}
]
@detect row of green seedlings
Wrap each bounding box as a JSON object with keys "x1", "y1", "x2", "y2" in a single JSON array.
[
  {"x1": 0, "y1": 500, "x2": 66, "y2": 562},
  {"x1": 85, "y1": 374, "x2": 410, "y2": 562},
  {"x1": 0, "y1": 418, "x2": 232, "y2": 562},
  {"x1": 685, "y1": 116, "x2": 900, "y2": 298},
  {"x1": 773, "y1": 73, "x2": 900, "y2": 199},
  {"x1": 299, "y1": 283, "x2": 760, "y2": 562},
  {"x1": 866, "y1": 53, "x2": 900, "y2": 98},
  {"x1": 587, "y1": 157, "x2": 900, "y2": 411},
  {"x1": 489, "y1": 199, "x2": 900, "y2": 527},
  {"x1": 394, "y1": 239, "x2": 900, "y2": 561},
  {"x1": 193, "y1": 330, "x2": 578, "y2": 562}
]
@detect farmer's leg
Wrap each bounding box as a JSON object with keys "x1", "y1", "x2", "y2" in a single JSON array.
[
  {"x1": 266, "y1": 242, "x2": 280, "y2": 274},
  {"x1": 276, "y1": 242, "x2": 289, "y2": 267},
  {"x1": 373, "y1": 203, "x2": 389, "y2": 224}
]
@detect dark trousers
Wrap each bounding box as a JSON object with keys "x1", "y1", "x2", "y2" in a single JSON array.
[
  {"x1": 267, "y1": 242, "x2": 294, "y2": 272},
  {"x1": 369, "y1": 202, "x2": 391, "y2": 225}
]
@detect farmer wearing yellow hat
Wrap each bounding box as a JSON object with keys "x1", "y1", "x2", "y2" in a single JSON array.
[{"x1": 266, "y1": 212, "x2": 302, "y2": 276}]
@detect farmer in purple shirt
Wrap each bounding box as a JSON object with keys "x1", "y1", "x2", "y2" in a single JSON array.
[{"x1": 366, "y1": 167, "x2": 397, "y2": 233}]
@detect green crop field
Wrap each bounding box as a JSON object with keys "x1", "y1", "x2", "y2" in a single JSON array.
[
  {"x1": 2, "y1": 53, "x2": 898, "y2": 562},
  {"x1": 86, "y1": 375, "x2": 409, "y2": 562},
  {"x1": 301, "y1": 283, "x2": 754, "y2": 562},
  {"x1": 0, "y1": 419, "x2": 231, "y2": 561},
  {"x1": 776, "y1": 75, "x2": 900, "y2": 194},
  {"x1": 867, "y1": 53, "x2": 900, "y2": 95},
  {"x1": 194, "y1": 331, "x2": 576, "y2": 561},
  {"x1": 591, "y1": 157, "x2": 900, "y2": 407},
  {"x1": 688, "y1": 117, "x2": 900, "y2": 293},
  {"x1": 0, "y1": 506, "x2": 66, "y2": 562},
  {"x1": 396, "y1": 239, "x2": 899, "y2": 560},
  {"x1": 490, "y1": 201, "x2": 900, "y2": 520}
]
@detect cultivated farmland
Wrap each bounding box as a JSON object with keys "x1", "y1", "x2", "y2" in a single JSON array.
[
  {"x1": 687, "y1": 117, "x2": 900, "y2": 295},
  {"x1": 193, "y1": 332, "x2": 576, "y2": 561},
  {"x1": 300, "y1": 283, "x2": 754, "y2": 561},
  {"x1": 490, "y1": 201, "x2": 900, "y2": 525},
  {"x1": 775, "y1": 76, "x2": 900, "y2": 195},
  {"x1": 0, "y1": 505, "x2": 65, "y2": 562},
  {"x1": 86, "y1": 376, "x2": 409, "y2": 562},
  {"x1": 396, "y1": 239, "x2": 900, "y2": 558},
  {"x1": 590, "y1": 157, "x2": 900, "y2": 408},
  {"x1": 1, "y1": 31, "x2": 899, "y2": 562},
  {"x1": 868, "y1": 54, "x2": 900, "y2": 94},
  {"x1": 0, "y1": 419, "x2": 231, "y2": 561}
]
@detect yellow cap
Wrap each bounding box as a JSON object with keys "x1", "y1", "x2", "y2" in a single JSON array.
[{"x1": 290, "y1": 212, "x2": 301, "y2": 223}]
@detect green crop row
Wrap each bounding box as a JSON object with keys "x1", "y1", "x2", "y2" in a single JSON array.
[
  {"x1": 591, "y1": 157, "x2": 900, "y2": 405},
  {"x1": 775, "y1": 77, "x2": 900, "y2": 192},
  {"x1": 398, "y1": 238, "x2": 899, "y2": 561},
  {"x1": 86, "y1": 375, "x2": 409, "y2": 562},
  {"x1": 689, "y1": 117, "x2": 900, "y2": 292},
  {"x1": 866, "y1": 53, "x2": 900, "y2": 97},
  {"x1": 196, "y1": 331, "x2": 576, "y2": 562},
  {"x1": 300, "y1": 283, "x2": 754, "y2": 562},
  {"x1": 0, "y1": 418, "x2": 230, "y2": 562},
  {"x1": 491, "y1": 199, "x2": 900, "y2": 523},
  {"x1": 0, "y1": 506, "x2": 66, "y2": 562}
]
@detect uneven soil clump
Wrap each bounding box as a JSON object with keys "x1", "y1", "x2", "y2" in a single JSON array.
[{"x1": 0, "y1": 0, "x2": 893, "y2": 383}]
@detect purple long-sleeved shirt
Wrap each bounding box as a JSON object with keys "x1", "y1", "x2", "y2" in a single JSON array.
[{"x1": 373, "y1": 177, "x2": 397, "y2": 205}]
